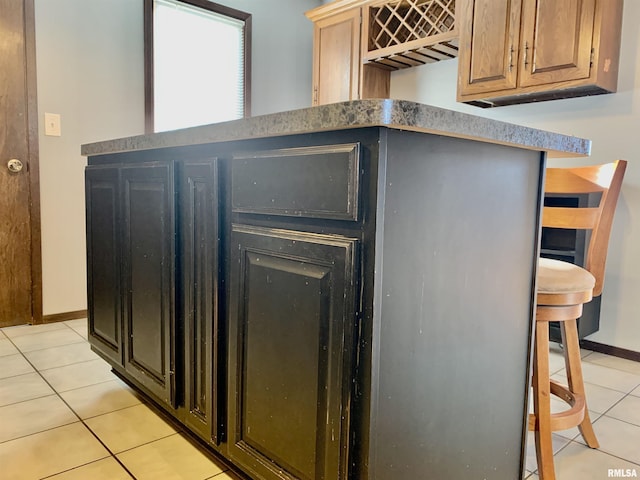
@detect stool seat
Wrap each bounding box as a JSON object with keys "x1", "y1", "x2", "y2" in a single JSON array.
[{"x1": 537, "y1": 258, "x2": 595, "y2": 295}]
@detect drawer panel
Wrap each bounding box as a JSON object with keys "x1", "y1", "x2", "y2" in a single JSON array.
[{"x1": 232, "y1": 143, "x2": 360, "y2": 221}]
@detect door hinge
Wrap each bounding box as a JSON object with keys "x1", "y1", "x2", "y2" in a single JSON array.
[{"x1": 590, "y1": 48, "x2": 595, "y2": 67}]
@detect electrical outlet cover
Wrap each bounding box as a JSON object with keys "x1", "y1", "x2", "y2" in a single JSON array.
[{"x1": 45, "y1": 112, "x2": 61, "y2": 136}]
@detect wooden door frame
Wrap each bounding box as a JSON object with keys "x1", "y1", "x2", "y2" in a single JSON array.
[{"x1": 24, "y1": 0, "x2": 43, "y2": 324}]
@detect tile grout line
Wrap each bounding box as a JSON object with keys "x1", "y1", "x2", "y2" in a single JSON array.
[
  {"x1": 2, "y1": 323, "x2": 228, "y2": 479},
  {"x1": 570, "y1": 437, "x2": 640, "y2": 469},
  {"x1": 0, "y1": 376, "x2": 118, "y2": 410},
  {"x1": 3, "y1": 329, "x2": 86, "y2": 354},
  {"x1": 1, "y1": 323, "x2": 139, "y2": 480},
  {"x1": 550, "y1": 372, "x2": 640, "y2": 397}
]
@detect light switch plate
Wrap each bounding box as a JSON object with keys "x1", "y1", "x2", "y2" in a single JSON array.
[{"x1": 45, "y1": 113, "x2": 61, "y2": 136}]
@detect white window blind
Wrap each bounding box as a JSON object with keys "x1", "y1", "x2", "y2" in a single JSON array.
[{"x1": 153, "y1": 0, "x2": 246, "y2": 131}]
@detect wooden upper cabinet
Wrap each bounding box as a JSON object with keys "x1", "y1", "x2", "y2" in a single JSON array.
[
  {"x1": 312, "y1": 8, "x2": 361, "y2": 105},
  {"x1": 307, "y1": 1, "x2": 390, "y2": 105},
  {"x1": 519, "y1": 0, "x2": 595, "y2": 87},
  {"x1": 457, "y1": 0, "x2": 623, "y2": 107},
  {"x1": 458, "y1": 0, "x2": 522, "y2": 95}
]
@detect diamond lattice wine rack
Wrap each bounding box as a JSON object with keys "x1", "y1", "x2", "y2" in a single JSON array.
[{"x1": 363, "y1": 0, "x2": 458, "y2": 69}]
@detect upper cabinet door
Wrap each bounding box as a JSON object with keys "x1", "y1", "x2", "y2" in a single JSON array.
[
  {"x1": 312, "y1": 8, "x2": 361, "y2": 105},
  {"x1": 457, "y1": 0, "x2": 522, "y2": 96},
  {"x1": 519, "y1": 0, "x2": 596, "y2": 87}
]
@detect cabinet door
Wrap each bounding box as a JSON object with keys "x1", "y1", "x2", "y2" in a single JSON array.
[
  {"x1": 86, "y1": 166, "x2": 122, "y2": 366},
  {"x1": 457, "y1": 0, "x2": 522, "y2": 96},
  {"x1": 519, "y1": 0, "x2": 595, "y2": 87},
  {"x1": 312, "y1": 8, "x2": 361, "y2": 105},
  {"x1": 228, "y1": 225, "x2": 358, "y2": 480},
  {"x1": 178, "y1": 159, "x2": 223, "y2": 443},
  {"x1": 121, "y1": 162, "x2": 176, "y2": 406}
]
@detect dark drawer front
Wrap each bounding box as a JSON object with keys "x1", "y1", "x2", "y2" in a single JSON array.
[{"x1": 232, "y1": 143, "x2": 360, "y2": 221}]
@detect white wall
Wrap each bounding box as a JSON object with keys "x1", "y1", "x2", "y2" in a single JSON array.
[
  {"x1": 35, "y1": 0, "x2": 145, "y2": 315},
  {"x1": 34, "y1": 0, "x2": 319, "y2": 316},
  {"x1": 220, "y1": 0, "x2": 319, "y2": 116},
  {"x1": 390, "y1": 0, "x2": 640, "y2": 351}
]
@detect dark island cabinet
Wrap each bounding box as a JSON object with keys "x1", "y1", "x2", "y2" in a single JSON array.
[
  {"x1": 83, "y1": 103, "x2": 576, "y2": 480},
  {"x1": 121, "y1": 162, "x2": 176, "y2": 407},
  {"x1": 86, "y1": 166, "x2": 122, "y2": 366},
  {"x1": 227, "y1": 225, "x2": 358, "y2": 480},
  {"x1": 86, "y1": 159, "x2": 224, "y2": 420},
  {"x1": 178, "y1": 159, "x2": 224, "y2": 444},
  {"x1": 87, "y1": 162, "x2": 177, "y2": 406}
]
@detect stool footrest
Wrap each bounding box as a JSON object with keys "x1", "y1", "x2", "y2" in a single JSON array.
[{"x1": 528, "y1": 380, "x2": 586, "y2": 432}]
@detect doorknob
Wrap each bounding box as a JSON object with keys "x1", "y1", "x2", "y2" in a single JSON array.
[{"x1": 7, "y1": 159, "x2": 23, "y2": 173}]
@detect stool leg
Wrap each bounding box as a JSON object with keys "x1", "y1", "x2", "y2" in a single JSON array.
[
  {"x1": 560, "y1": 319, "x2": 599, "y2": 448},
  {"x1": 533, "y1": 322, "x2": 556, "y2": 480}
]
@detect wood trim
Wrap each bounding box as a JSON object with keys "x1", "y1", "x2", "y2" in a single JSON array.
[
  {"x1": 42, "y1": 309, "x2": 88, "y2": 324},
  {"x1": 305, "y1": 0, "x2": 372, "y2": 22},
  {"x1": 580, "y1": 339, "x2": 640, "y2": 363},
  {"x1": 177, "y1": 0, "x2": 249, "y2": 19},
  {"x1": 24, "y1": 0, "x2": 43, "y2": 324}
]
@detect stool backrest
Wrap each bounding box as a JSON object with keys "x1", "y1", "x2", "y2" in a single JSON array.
[{"x1": 543, "y1": 160, "x2": 627, "y2": 296}]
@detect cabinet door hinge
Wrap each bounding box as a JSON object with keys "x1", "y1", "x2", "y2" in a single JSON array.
[
  {"x1": 590, "y1": 48, "x2": 595, "y2": 67},
  {"x1": 508, "y1": 44, "x2": 514, "y2": 72}
]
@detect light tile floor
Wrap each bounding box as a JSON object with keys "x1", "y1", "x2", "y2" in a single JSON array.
[
  {"x1": 1, "y1": 320, "x2": 639, "y2": 479},
  {"x1": 0, "y1": 320, "x2": 238, "y2": 480}
]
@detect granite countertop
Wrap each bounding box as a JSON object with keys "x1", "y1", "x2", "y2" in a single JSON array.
[{"x1": 81, "y1": 99, "x2": 591, "y2": 158}]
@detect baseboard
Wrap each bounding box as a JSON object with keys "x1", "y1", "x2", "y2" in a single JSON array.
[
  {"x1": 580, "y1": 339, "x2": 640, "y2": 363},
  {"x1": 42, "y1": 309, "x2": 88, "y2": 324}
]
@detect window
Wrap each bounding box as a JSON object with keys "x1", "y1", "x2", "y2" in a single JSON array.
[{"x1": 144, "y1": 0, "x2": 251, "y2": 132}]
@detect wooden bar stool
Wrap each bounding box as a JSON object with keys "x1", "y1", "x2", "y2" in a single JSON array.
[{"x1": 530, "y1": 160, "x2": 627, "y2": 480}]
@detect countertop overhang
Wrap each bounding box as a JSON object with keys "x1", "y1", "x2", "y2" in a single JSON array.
[{"x1": 81, "y1": 99, "x2": 591, "y2": 158}]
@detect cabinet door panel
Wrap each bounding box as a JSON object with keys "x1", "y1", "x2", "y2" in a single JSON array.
[
  {"x1": 179, "y1": 159, "x2": 222, "y2": 443},
  {"x1": 228, "y1": 225, "x2": 357, "y2": 480},
  {"x1": 86, "y1": 166, "x2": 122, "y2": 365},
  {"x1": 313, "y1": 9, "x2": 360, "y2": 105},
  {"x1": 457, "y1": 0, "x2": 522, "y2": 95},
  {"x1": 520, "y1": 0, "x2": 595, "y2": 87},
  {"x1": 122, "y1": 163, "x2": 175, "y2": 406}
]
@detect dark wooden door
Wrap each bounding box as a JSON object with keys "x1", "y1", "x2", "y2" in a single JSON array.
[
  {"x1": 179, "y1": 159, "x2": 223, "y2": 443},
  {"x1": 122, "y1": 162, "x2": 176, "y2": 407},
  {"x1": 0, "y1": 0, "x2": 41, "y2": 327},
  {"x1": 228, "y1": 225, "x2": 358, "y2": 480},
  {"x1": 457, "y1": 0, "x2": 522, "y2": 96},
  {"x1": 86, "y1": 166, "x2": 122, "y2": 365},
  {"x1": 519, "y1": 0, "x2": 595, "y2": 87}
]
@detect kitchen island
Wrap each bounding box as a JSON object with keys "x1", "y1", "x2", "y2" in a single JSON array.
[{"x1": 82, "y1": 99, "x2": 590, "y2": 480}]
